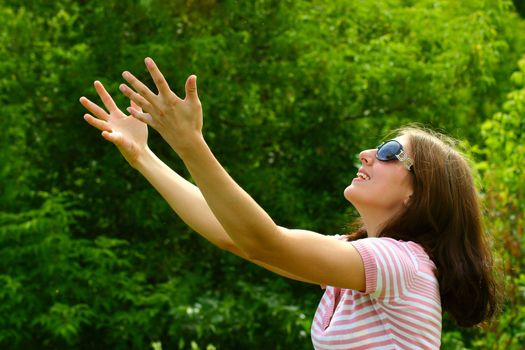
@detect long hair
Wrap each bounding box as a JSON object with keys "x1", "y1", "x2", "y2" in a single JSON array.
[{"x1": 347, "y1": 126, "x2": 501, "y2": 327}]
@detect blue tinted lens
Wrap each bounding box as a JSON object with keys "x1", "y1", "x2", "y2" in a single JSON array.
[{"x1": 376, "y1": 140, "x2": 402, "y2": 161}]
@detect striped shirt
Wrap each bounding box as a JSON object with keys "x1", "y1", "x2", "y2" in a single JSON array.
[{"x1": 311, "y1": 237, "x2": 442, "y2": 349}]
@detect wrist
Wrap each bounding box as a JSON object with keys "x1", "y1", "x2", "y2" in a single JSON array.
[
  {"x1": 168, "y1": 132, "x2": 207, "y2": 160},
  {"x1": 133, "y1": 146, "x2": 156, "y2": 172}
]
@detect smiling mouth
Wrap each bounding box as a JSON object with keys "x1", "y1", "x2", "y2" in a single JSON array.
[{"x1": 356, "y1": 172, "x2": 370, "y2": 181}]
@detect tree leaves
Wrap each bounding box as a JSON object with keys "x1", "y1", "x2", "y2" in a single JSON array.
[{"x1": 1, "y1": 0, "x2": 525, "y2": 348}]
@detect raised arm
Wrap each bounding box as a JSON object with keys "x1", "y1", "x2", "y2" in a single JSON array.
[
  {"x1": 136, "y1": 150, "x2": 320, "y2": 283},
  {"x1": 80, "y1": 81, "x2": 315, "y2": 283},
  {"x1": 119, "y1": 58, "x2": 366, "y2": 291}
]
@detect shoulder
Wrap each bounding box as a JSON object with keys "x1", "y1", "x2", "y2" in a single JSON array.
[
  {"x1": 350, "y1": 237, "x2": 430, "y2": 264},
  {"x1": 348, "y1": 237, "x2": 436, "y2": 295}
]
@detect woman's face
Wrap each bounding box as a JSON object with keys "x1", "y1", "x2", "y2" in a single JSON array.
[{"x1": 344, "y1": 135, "x2": 414, "y2": 215}]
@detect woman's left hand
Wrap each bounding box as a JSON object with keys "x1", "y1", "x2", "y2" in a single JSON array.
[{"x1": 119, "y1": 57, "x2": 203, "y2": 154}]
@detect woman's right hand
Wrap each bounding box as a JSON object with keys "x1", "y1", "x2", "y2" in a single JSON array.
[{"x1": 80, "y1": 81, "x2": 149, "y2": 168}]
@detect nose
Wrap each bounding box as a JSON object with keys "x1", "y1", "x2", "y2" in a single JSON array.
[{"x1": 359, "y1": 149, "x2": 376, "y2": 166}]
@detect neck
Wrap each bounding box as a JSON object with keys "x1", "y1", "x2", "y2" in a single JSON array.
[{"x1": 357, "y1": 208, "x2": 393, "y2": 238}]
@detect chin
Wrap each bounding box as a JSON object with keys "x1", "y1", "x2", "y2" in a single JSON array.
[
  {"x1": 343, "y1": 184, "x2": 356, "y2": 203},
  {"x1": 344, "y1": 185, "x2": 374, "y2": 210}
]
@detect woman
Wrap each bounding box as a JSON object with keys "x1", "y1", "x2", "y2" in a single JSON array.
[{"x1": 80, "y1": 58, "x2": 499, "y2": 349}]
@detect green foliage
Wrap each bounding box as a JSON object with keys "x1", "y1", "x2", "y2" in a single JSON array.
[
  {"x1": 475, "y1": 54, "x2": 525, "y2": 349},
  {"x1": 1, "y1": 0, "x2": 525, "y2": 348},
  {"x1": 0, "y1": 192, "x2": 315, "y2": 349},
  {"x1": 439, "y1": 54, "x2": 525, "y2": 350}
]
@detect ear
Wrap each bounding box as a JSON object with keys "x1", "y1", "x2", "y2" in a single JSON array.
[{"x1": 403, "y1": 193, "x2": 413, "y2": 207}]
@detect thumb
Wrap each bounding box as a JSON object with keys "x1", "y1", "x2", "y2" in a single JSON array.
[
  {"x1": 102, "y1": 130, "x2": 122, "y2": 146},
  {"x1": 185, "y1": 75, "x2": 199, "y2": 102}
]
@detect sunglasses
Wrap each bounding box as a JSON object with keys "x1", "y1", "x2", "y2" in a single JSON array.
[{"x1": 376, "y1": 139, "x2": 414, "y2": 171}]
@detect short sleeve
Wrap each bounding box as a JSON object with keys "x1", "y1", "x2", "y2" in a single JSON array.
[{"x1": 349, "y1": 237, "x2": 419, "y2": 299}]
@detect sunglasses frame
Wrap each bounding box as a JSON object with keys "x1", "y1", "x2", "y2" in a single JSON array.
[{"x1": 376, "y1": 139, "x2": 414, "y2": 171}]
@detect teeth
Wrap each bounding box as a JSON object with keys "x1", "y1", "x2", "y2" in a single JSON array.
[{"x1": 356, "y1": 172, "x2": 370, "y2": 180}]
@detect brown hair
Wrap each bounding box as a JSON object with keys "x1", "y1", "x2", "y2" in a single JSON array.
[{"x1": 348, "y1": 126, "x2": 501, "y2": 327}]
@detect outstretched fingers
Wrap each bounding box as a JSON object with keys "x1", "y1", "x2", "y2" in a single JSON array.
[
  {"x1": 79, "y1": 96, "x2": 110, "y2": 121},
  {"x1": 144, "y1": 57, "x2": 173, "y2": 96},
  {"x1": 130, "y1": 99, "x2": 142, "y2": 113},
  {"x1": 83, "y1": 113, "x2": 112, "y2": 132},
  {"x1": 94, "y1": 81, "x2": 119, "y2": 113},
  {"x1": 119, "y1": 83, "x2": 153, "y2": 112},
  {"x1": 121, "y1": 70, "x2": 157, "y2": 104},
  {"x1": 127, "y1": 106, "x2": 155, "y2": 127}
]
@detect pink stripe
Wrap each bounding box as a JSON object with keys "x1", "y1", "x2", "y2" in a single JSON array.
[
  {"x1": 335, "y1": 305, "x2": 380, "y2": 320},
  {"x1": 382, "y1": 305, "x2": 441, "y2": 332},
  {"x1": 411, "y1": 283, "x2": 441, "y2": 304},
  {"x1": 312, "y1": 238, "x2": 441, "y2": 349},
  {"x1": 381, "y1": 288, "x2": 441, "y2": 319},
  {"x1": 376, "y1": 242, "x2": 396, "y2": 299},
  {"x1": 320, "y1": 295, "x2": 329, "y2": 309},
  {"x1": 315, "y1": 328, "x2": 388, "y2": 346},
  {"x1": 314, "y1": 341, "x2": 395, "y2": 350},
  {"x1": 375, "y1": 242, "x2": 440, "y2": 315},
  {"x1": 379, "y1": 308, "x2": 441, "y2": 346},
  {"x1": 351, "y1": 240, "x2": 378, "y2": 293},
  {"x1": 326, "y1": 317, "x2": 384, "y2": 335},
  {"x1": 347, "y1": 302, "x2": 375, "y2": 315}
]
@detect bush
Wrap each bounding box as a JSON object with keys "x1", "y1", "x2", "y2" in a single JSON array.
[{"x1": 1, "y1": 0, "x2": 525, "y2": 348}]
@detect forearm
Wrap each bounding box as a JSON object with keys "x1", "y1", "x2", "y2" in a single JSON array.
[
  {"x1": 135, "y1": 147, "x2": 231, "y2": 249},
  {"x1": 119, "y1": 61, "x2": 280, "y2": 260},
  {"x1": 135, "y1": 149, "x2": 313, "y2": 283},
  {"x1": 178, "y1": 136, "x2": 283, "y2": 259}
]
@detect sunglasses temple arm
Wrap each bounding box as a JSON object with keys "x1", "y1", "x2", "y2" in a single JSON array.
[{"x1": 396, "y1": 150, "x2": 413, "y2": 171}]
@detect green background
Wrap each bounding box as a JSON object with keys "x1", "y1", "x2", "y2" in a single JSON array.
[{"x1": 1, "y1": 0, "x2": 524, "y2": 348}]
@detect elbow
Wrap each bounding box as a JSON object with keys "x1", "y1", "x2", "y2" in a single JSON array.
[
  {"x1": 218, "y1": 239, "x2": 237, "y2": 253},
  {"x1": 224, "y1": 227, "x2": 283, "y2": 261},
  {"x1": 242, "y1": 228, "x2": 283, "y2": 261},
  {"x1": 240, "y1": 243, "x2": 274, "y2": 262},
  {"x1": 243, "y1": 249, "x2": 263, "y2": 261},
  {"x1": 219, "y1": 239, "x2": 254, "y2": 259},
  {"x1": 224, "y1": 239, "x2": 267, "y2": 261}
]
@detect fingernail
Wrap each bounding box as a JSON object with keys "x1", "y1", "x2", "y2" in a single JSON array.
[
  {"x1": 122, "y1": 71, "x2": 129, "y2": 79},
  {"x1": 145, "y1": 57, "x2": 152, "y2": 65},
  {"x1": 126, "y1": 107, "x2": 132, "y2": 113},
  {"x1": 119, "y1": 84, "x2": 126, "y2": 92}
]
